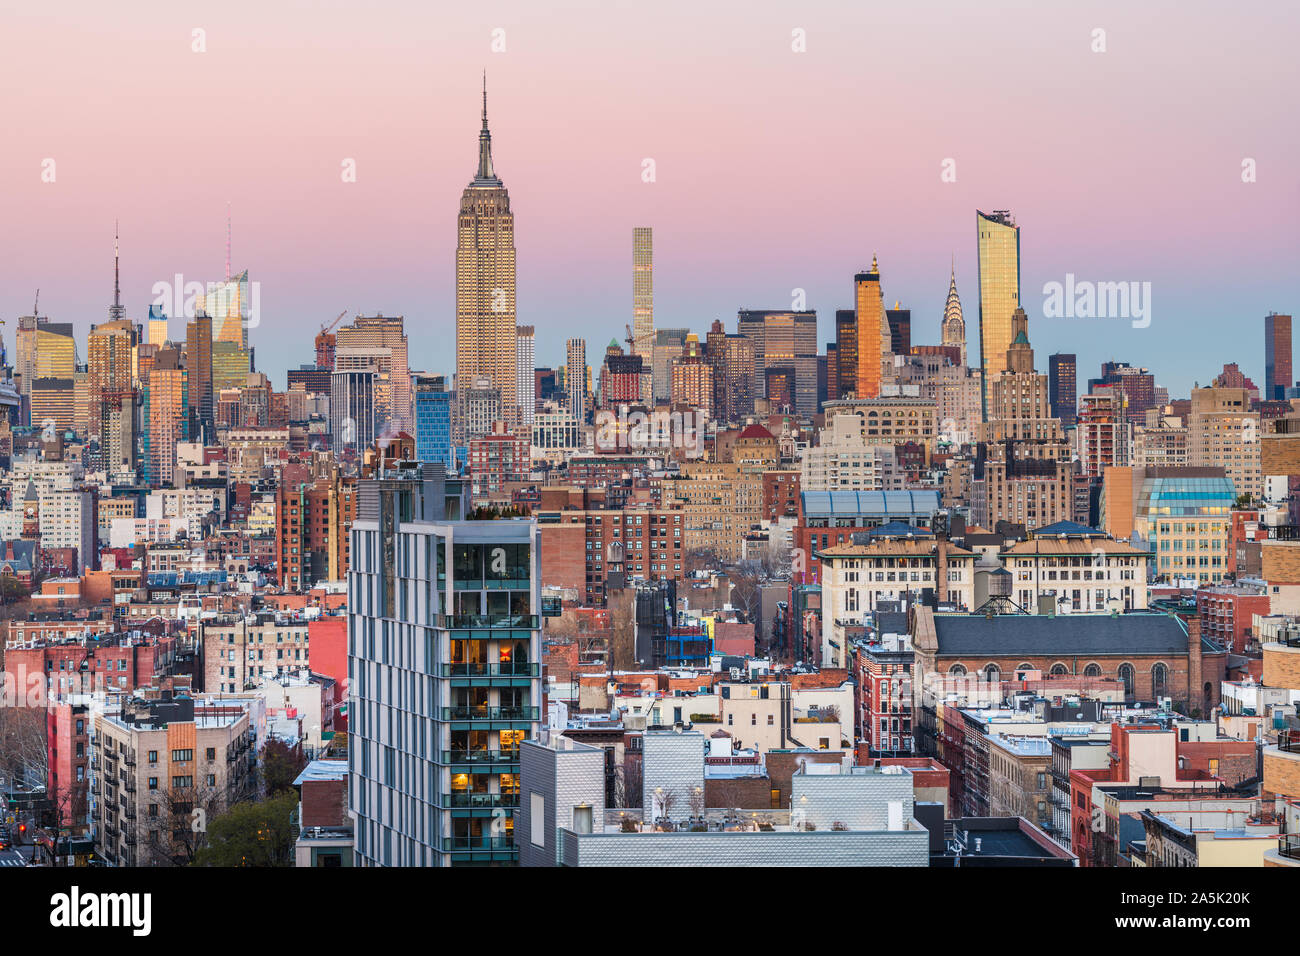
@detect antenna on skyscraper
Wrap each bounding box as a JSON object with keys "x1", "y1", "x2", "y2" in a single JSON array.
[
  {"x1": 226, "y1": 202, "x2": 232, "y2": 281},
  {"x1": 33, "y1": 290, "x2": 39, "y2": 319},
  {"x1": 110, "y1": 221, "x2": 125, "y2": 321}
]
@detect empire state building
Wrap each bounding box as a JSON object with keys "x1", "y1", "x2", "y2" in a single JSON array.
[{"x1": 455, "y1": 79, "x2": 518, "y2": 422}]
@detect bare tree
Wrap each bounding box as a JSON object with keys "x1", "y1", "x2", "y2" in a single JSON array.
[
  {"x1": 728, "y1": 560, "x2": 767, "y2": 626},
  {"x1": 687, "y1": 786, "x2": 705, "y2": 819},
  {"x1": 138, "y1": 781, "x2": 227, "y2": 867},
  {"x1": 0, "y1": 704, "x2": 48, "y2": 790},
  {"x1": 654, "y1": 787, "x2": 679, "y2": 821},
  {"x1": 612, "y1": 760, "x2": 643, "y2": 809}
]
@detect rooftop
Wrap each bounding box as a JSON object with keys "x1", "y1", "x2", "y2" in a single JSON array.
[{"x1": 932, "y1": 612, "x2": 1188, "y2": 657}]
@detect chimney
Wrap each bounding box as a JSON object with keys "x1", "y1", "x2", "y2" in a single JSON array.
[{"x1": 935, "y1": 532, "x2": 949, "y2": 605}]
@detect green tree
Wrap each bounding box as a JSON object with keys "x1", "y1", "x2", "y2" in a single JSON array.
[
  {"x1": 261, "y1": 738, "x2": 307, "y2": 796},
  {"x1": 193, "y1": 793, "x2": 298, "y2": 867}
]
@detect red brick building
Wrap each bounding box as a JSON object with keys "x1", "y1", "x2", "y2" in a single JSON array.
[
  {"x1": 4, "y1": 633, "x2": 177, "y2": 698},
  {"x1": 913, "y1": 607, "x2": 1226, "y2": 715},
  {"x1": 762, "y1": 470, "x2": 801, "y2": 522},
  {"x1": 537, "y1": 507, "x2": 685, "y2": 606},
  {"x1": 852, "y1": 634, "x2": 914, "y2": 755},
  {"x1": 276, "y1": 465, "x2": 356, "y2": 591},
  {"x1": 1197, "y1": 585, "x2": 1269, "y2": 655},
  {"x1": 468, "y1": 422, "x2": 530, "y2": 499},
  {"x1": 308, "y1": 615, "x2": 349, "y2": 731},
  {"x1": 47, "y1": 701, "x2": 90, "y2": 829},
  {"x1": 1228, "y1": 509, "x2": 1268, "y2": 576}
]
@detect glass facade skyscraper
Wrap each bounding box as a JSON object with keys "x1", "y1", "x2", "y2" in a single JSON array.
[
  {"x1": 415, "y1": 374, "x2": 453, "y2": 468},
  {"x1": 976, "y1": 209, "x2": 1021, "y2": 421}
]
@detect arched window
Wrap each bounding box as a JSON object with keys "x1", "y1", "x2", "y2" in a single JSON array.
[
  {"x1": 1016, "y1": 663, "x2": 1034, "y2": 676},
  {"x1": 1050, "y1": 663, "x2": 1068, "y2": 677},
  {"x1": 1118, "y1": 663, "x2": 1135, "y2": 697},
  {"x1": 1084, "y1": 663, "x2": 1102, "y2": 678},
  {"x1": 948, "y1": 663, "x2": 967, "y2": 676},
  {"x1": 1152, "y1": 663, "x2": 1168, "y2": 696},
  {"x1": 984, "y1": 663, "x2": 1001, "y2": 682}
]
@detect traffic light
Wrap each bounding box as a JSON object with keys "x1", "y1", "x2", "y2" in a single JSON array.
[{"x1": 17, "y1": 823, "x2": 26, "y2": 835}]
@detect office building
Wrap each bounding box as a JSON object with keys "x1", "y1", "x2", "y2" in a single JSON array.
[
  {"x1": 414, "y1": 374, "x2": 453, "y2": 468},
  {"x1": 737, "y1": 310, "x2": 819, "y2": 415},
  {"x1": 1048, "y1": 353, "x2": 1077, "y2": 428},
  {"x1": 456, "y1": 82, "x2": 519, "y2": 421},
  {"x1": 1265, "y1": 313, "x2": 1293, "y2": 401},
  {"x1": 941, "y1": 264, "x2": 967, "y2": 367},
  {"x1": 331, "y1": 369, "x2": 376, "y2": 456},
  {"x1": 854, "y1": 259, "x2": 887, "y2": 399}
]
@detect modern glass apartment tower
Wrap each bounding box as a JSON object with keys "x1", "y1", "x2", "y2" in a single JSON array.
[
  {"x1": 976, "y1": 209, "x2": 1021, "y2": 422},
  {"x1": 349, "y1": 465, "x2": 541, "y2": 866}
]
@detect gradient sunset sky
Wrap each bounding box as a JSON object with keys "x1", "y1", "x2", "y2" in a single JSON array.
[{"x1": 3, "y1": 0, "x2": 1296, "y2": 397}]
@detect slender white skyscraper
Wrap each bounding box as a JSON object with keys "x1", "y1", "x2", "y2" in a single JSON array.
[
  {"x1": 632, "y1": 227, "x2": 655, "y2": 403},
  {"x1": 516, "y1": 325, "x2": 535, "y2": 425}
]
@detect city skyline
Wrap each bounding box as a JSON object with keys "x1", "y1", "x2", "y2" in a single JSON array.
[{"x1": 2, "y1": 1, "x2": 1295, "y2": 398}]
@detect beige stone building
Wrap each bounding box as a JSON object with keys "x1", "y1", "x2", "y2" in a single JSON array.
[
  {"x1": 203, "y1": 611, "x2": 312, "y2": 694},
  {"x1": 801, "y1": 413, "x2": 903, "y2": 492},
  {"x1": 823, "y1": 396, "x2": 937, "y2": 457},
  {"x1": 1189, "y1": 387, "x2": 1261, "y2": 501},
  {"x1": 1133, "y1": 409, "x2": 1189, "y2": 469},
  {"x1": 987, "y1": 734, "x2": 1053, "y2": 831},
  {"x1": 669, "y1": 462, "x2": 763, "y2": 561},
  {"x1": 1001, "y1": 527, "x2": 1149, "y2": 613},
  {"x1": 818, "y1": 534, "x2": 977, "y2": 667},
  {"x1": 93, "y1": 694, "x2": 254, "y2": 867}
]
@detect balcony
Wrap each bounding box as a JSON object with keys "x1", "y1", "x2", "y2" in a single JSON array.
[
  {"x1": 453, "y1": 576, "x2": 531, "y2": 592},
  {"x1": 437, "y1": 614, "x2": 539, "y2": 631},
  {"x1": 1278, "y1": 835, "x2": 1300, "y2": 860},
  {"x1": 442, "y1": 835, "x2": 514, "y2": 852},
  {"x1": 1279, "y1": 731, "x2": 1300, "y2": 754},
  {"x1": 441, "y1": 662, "x2": 539, "y2": 680},
  {"x1": 441, "y1": 706, "x2": 538, "y2": 724},
  {"x1": 443, "y1": 793, "x2": 520, "y2": 809},
  {"x1": 442, "y1": 750, "x2": 521, "y2": 767}
]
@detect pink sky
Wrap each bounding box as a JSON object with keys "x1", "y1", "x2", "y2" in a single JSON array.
[{"x1": 2, "y1": 0, "x2": 1296, "y2": 395}]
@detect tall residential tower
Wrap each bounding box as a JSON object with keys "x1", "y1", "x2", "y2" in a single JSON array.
[{"x1": 976, "y1": 209, "x2": 1020, "y2": 421}]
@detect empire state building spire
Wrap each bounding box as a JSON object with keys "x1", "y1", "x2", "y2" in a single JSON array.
[
  {"x1": 110, "y1": 221, "x2": 125, "y2": 321},
  {"x1": 474, "y1": 72, "x2": 500, "y2": 184}
]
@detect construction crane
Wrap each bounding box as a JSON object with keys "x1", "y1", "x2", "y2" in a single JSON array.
[
  {"x1": 321, "y1": 310, "x2": 347, "y2": 335},
  {"x1": 624, "y1": 323, "x2": 636, "y2": 350}
]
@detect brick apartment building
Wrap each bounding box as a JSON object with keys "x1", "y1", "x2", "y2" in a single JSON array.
[
  {"x1": 538, "y1": 507, "x2": 684, "y2": 606},
  {"x1": 1197, "y1": 584, "x2": 1270, "y2": 655}
]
